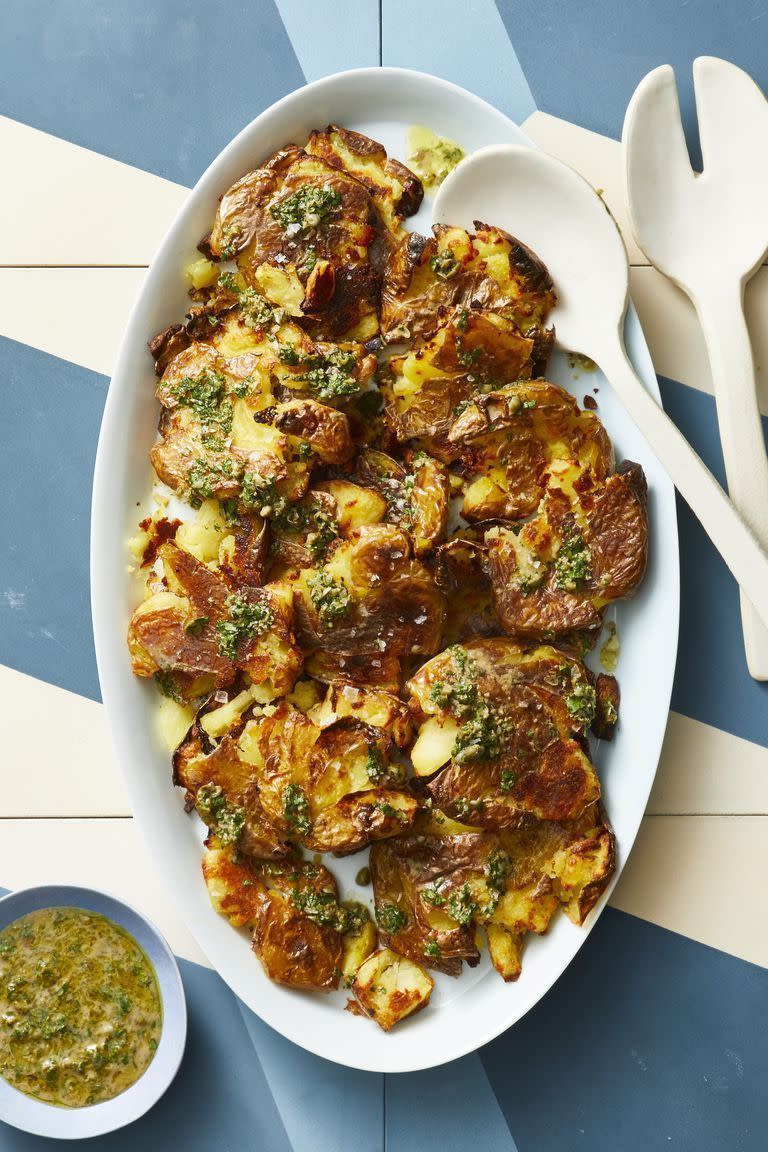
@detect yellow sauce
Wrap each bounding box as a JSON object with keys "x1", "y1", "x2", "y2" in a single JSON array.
[
  {"x1": 599, "y1": 621, "x2": 620, "y2": 672},
  {"x1": 0, "y1": 908, "x2": 162, "y2": 1108},
  {"x1": 407, "y1": 126, "x2": 465, "y2": 190}
]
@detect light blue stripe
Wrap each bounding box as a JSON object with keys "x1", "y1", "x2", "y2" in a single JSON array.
[
  {"x1": 385, "y1": 1053, "x2": 517, "y2": 1152},
  {"x1": 0, "y1": 0, "x2": 305, "y2": 185},
  {"x1": 274, "y1": 0, "x2": 380, "y2": 80},
  {"x1": 382, "y1": 0, "x2": 536, "y2": 126},
  {"x1": 238, "y1": 1002, "x2": 384, "y2": 1152}
]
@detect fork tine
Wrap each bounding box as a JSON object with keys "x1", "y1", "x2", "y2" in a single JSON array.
[
  {"x1": 693, "y1": 56, "x2": 768, "y2": 180},
  {"x1": 623, "y1": 65, "x2": 696, "y2": 247}
]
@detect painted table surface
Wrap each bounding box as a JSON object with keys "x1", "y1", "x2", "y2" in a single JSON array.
[{"x1": 1, "y1": 2, "x2": 767, "y2": 1149}]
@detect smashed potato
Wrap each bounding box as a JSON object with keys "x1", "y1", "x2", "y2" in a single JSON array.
[
  {"x1": 128, "y1": 123, "x2": 648, "y2": 1031},
  {"x1": 350, "y1": 948, "x2": 434, "y2": 1030}
]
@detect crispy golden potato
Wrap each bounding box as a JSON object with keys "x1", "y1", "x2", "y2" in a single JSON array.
[
  {"x1": 449, "y1": 379, "x2": 613, "y2": 522},
  {"x1": 292, "y1": 524, "x2": 446, "y2": 686},
  {"x1": 306, "y1": 125, "x2": 423, "y2": 235},
  {"x1": 380, "y1": 223, "x2": 556, "y2": 344},
  {"x1": 128, "y1": 541, "x2": 303, "y2": 697},
  {"x1": 127, "y1": 589, "x2": 233, "y2": 689},
  {"x1": 350, "y1": 948, "x2": 434, "y2": 1030},
  {"x1": 202, "y1": 839, "x2": 265, "y2": 927},
  {"x1": 434, "y1": 536, "x2": 498, "y2": 645},
  {"x1": 382, "y1": 309, "x2": 548, "y2": 453},
  {"x1": 207, "y1": 146, "x2": 382, "y2": 341},
  {"x1": 485, "y1": 462, "x2": 648, "y2": 639},
  {"x1": 370, "y1": 831, "x2": 482, "y2": 975},
  {"x1": 354, "y1": 449, "x2": 450, "y2": 556},
  {"x1": 371, "y1": 803, "x2": 614, "y2": 980},
  {"x1": 407, "y1": 639, "x2": 601, "y2": 825},
  {"x1": 174, "y1": 703, "x2": 292, "y2": 861},
  {"x1": 308, "y1": 681, "x2": 414, "y2": 749},
  {"x1": 236, "y1": 701, "x2": 418, "y2": 854}
]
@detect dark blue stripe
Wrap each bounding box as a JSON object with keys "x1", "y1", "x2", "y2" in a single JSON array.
[
  {"x1": 0, "y1": 0, "x2": 305, "y2": 186},
  {"x1": 481, "y1": 907, "x2": 768, "y2": 1152},
  {"x1": 659, "y1": 376, "x2": 768, "y2": 747},
  {"x1": 497, "y1": 0, "x2": 768, "y2": 168},
  {"x1": 1, "y1": 336, "x2": 103, "y2": 702}
]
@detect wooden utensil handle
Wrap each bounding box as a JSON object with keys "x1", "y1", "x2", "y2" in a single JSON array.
[
  {"x1": 696, "y1": 288, "x2": 768, "y2": 679},
  {"x1": 600, "y1": 339, "x2": 768, "y2": 632}
]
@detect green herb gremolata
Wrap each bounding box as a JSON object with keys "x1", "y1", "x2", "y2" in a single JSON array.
[
  {"x1": 216, "y1": 592, "x2": 274, "y2": 660},
  {"x1": 0, "y1": 908, "x2": 162, "y2": 1109},
  {"x1": 270, "y1": 184, "x2": 342, "y2": 231}
]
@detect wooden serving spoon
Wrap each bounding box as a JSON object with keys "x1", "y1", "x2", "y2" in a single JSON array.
[
  {"x1": 623, "y1": 57, "x2": 768, "y2": 679},
  {"x1": 432, "y1": 143, "x2": 768, "y2": 631}
]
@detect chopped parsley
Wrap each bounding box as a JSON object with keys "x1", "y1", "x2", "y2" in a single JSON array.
[
  {"x1": 565, "y1": 681, "x2": 597, "y2": 729},
  {"x1": 282, "y1": 782, "x2": 312, "y2": 837},
  {"x1": 240, "y1": 472, "x2": 287, "y2": 518},
  {"x1": 270, "y1": 183, "x2": 342, "y2": 231},
  {"x1": 219, "y1": 224, "x2": 242, "y2": 260},
  {"x1": 446, "y1": 884, "x2": 478, "y2": 928},
  {"x1": 298, "y1": 348, "x2": 359, "y2": 402},
  {"x1": 171, "y1": 370, "x2": 227, "y2": 421},
  {"x1": 429, "y1": 249, "x2": 460, "y2": 279},
  {"x1": 485, "y1": 850, "x2": 509, "y2": 895},
  {"x1": 375, "y1": 903, "x2": 407, "y2": 934},
  {"x1": 195, "y1": 783, "x2": 245, "y2": 846},
  {"x1": 421, "y1": 883, "x2": 445, "y2": 908},
  {"x1": 424, "y1": 939, "x2": 442, "y2": 960},
  {"x1": 499, "y1": 768, "x2": 518, "y2": 793},
  {"x1": 154, "y1": 670, "x2": 183, "y2": 703},
  {"x1": 187, "y1": 457, "x2": 235, "y2": 507},
  {"x1": 216, "y1": 592, "x2": 274, "y2": 660},
  {"x1": 365, "y1": 744, "x2": 387, "y2": 784},
  {"x1": 553, "y1": 531, "x2": 593, "y2": 591},
  {"x1": 307, "y1": 570, "x2": 351, "y2": 627},
  {"x1": 278, "y1": 344, "x2": 301, "y2": 365},
  {"x1": 430, "y1": 646, "x2": 506, "y2": 764},
  {"x1": 290, "y1": 886, "x2": 360, "y2": 933},
  {"x1": 238, "y1": 287, "x2": 279, "y2": 330}
]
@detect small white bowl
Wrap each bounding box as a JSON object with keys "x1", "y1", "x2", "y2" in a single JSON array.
[{"x1": 0, "y1": 886, "x2": 187, "y2": 1140}]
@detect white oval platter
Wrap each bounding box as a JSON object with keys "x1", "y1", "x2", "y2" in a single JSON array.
[{"x1": 92, "y1": 67, "x2": 680, "y2": 1073}]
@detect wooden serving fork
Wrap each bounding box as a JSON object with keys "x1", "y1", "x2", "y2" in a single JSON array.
[{"x1": 624, "y1": 57, "x2": 768, "y2": 679}]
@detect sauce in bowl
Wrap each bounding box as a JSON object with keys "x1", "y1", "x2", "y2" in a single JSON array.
[{"x1": 0, "y1": 908, "x2": 162, "y2": 1108}]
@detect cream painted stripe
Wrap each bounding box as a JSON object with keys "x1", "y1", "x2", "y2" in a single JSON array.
[
  {"x1": 0, "y1": 818, "x2": 208, "y2": 966},
  {"x1": 647, "y1": 710, "x2": 768, "y2": 815},
  {"x1": 3, "y1": 814, "x2": 763, "y2": 970},
  {"x1": 0, "y1": 116, "x2": 186, "y2": 266},
  {"x1": 0, "y1": 267, "x2": 146, "y2": 375},
  {"x1": 611, "y1": 815, "x2": 768, "y2": 969},
  {"x1": 0, "y1": 664, "x2": 128, "y2": 817},
  {"x1": 4, "y1": 658, "x2": 768, "y2": 817},
  {"x1": 630, "y1": 263, "x2": 768, "y2": 415},
  {"x1": 521, "y1": 110, "x2": 647, "y2": 266}
]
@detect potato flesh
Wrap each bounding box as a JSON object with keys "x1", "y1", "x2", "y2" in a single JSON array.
[{"x1": 352, "y1": 948, "x2": 434, "y2": 1030}]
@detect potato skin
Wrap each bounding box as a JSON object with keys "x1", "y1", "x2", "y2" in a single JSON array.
[
  {"x1": 306, "y1": 125, "x2": 423, "y2": 231},
  {"x1": 486, "y1": 462, "x2": 648, "y2": 640},
  {"x1": 407, "y1": 639, "x2": 601, "y2": 825},
  {"x1": 380, "y1": 222, "x2": 556, "y2": 344}
]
